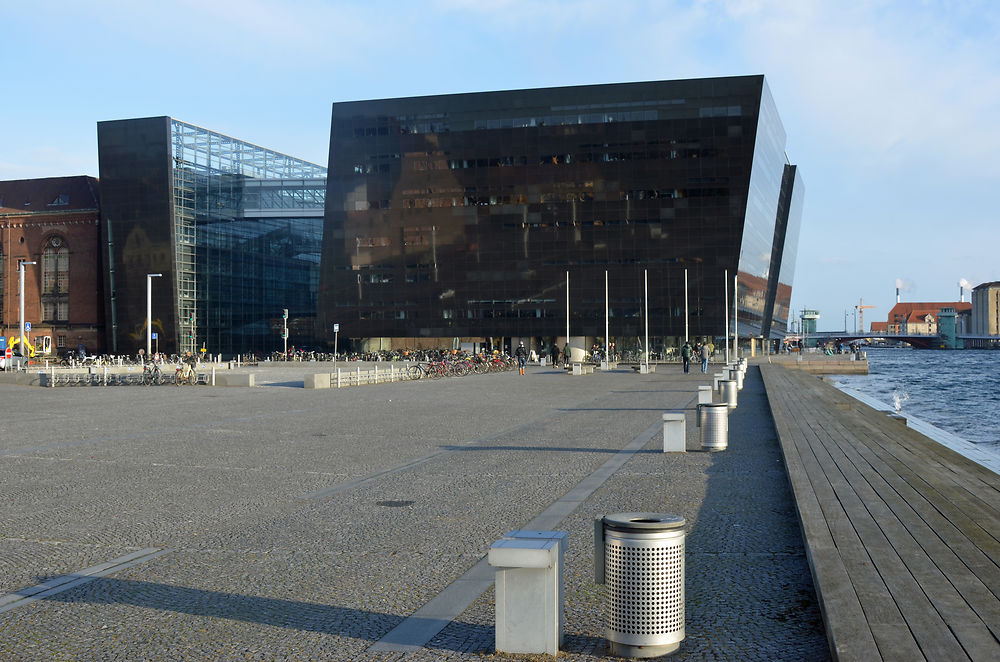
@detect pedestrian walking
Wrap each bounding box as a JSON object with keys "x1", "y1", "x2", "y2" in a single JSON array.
[
  {"x1": 514, "y1": 341, "x2": 528, "y2": 375},
  {"x1": 700, "y1": 342, "x2": 711, "y2": 373},
  {"x1": 680, "y1": 341, "x2": 693, "y2": 373}
]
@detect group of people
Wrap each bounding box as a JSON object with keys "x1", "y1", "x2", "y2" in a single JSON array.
[{"x1": 680, "y1": 341, "x2": 713, "y2": 374}]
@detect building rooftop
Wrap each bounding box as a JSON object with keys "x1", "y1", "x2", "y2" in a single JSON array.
[{"x1": 0, "y1": 175, "x2": 100, "y2": 213}]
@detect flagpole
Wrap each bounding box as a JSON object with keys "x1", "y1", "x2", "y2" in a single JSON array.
[
  {"x1": 644, "y1": 269, "x2": 649, "y2": 370},
  {"x1": 733, "y1": 272, "x2": 739, "y2": 359},
  {"x1": 605, "y1": 270, "x2": 610, "y2": 367},
  {"x1": 684, "y1": 268, "x2": 689, "y2": 343},
  {"x1": 724, "y1": 269, "x2": 729, "y2": 364}
]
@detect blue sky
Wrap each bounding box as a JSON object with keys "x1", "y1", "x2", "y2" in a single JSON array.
[{"x1": 3, "y1": 0, "x2": 998, "y2": 331}]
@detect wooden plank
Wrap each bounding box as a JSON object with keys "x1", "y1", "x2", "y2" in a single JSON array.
[
  {"x1": 844, "y1": 414, "x2": 1000, "y2": 533},
  {"x1": 762, "y1": 367, "x2": 899, "y2": 661},
  {"x1": 807, "y1": 392, "x2": 1000, "y2": 602},
  {"x1": 766, "y1": 365, "x2": 1000, "y2": 661},
  {"x1": 807, "y1": 383, "x2": 1000, "y2": 589},
  {"x1": 791, "y1": 406, "x2": 961, "y2": 660},
  {"x1": 796, "y1": 395, "x2": 999, "y2": 659},
  {"x1": 850, "y1": 411, "x2": 1000, "y2": 519}
]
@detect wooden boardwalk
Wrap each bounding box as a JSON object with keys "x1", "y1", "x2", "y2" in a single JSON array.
[{"x1": 760, "y1": 364, "x2": 1000, "y2": 662}]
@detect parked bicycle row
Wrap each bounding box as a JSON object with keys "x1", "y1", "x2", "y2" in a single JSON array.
[
  {"x1": 267, "y1": 348, "x2": 465, "y2": 363},
  {"x1": 45, "y1": 362, "x2": 203, "y2": 386},
  {"x1": 405, "y1": 353, "x2": 517, "y2": 379}
]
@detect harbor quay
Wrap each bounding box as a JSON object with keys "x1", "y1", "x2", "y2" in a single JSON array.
[{"x1": 0, "y1": 362, "x2": 832, "y2": 660}]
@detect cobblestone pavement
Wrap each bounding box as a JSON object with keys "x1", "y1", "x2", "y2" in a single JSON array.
[{"x1": 0, "y1": 363, "x2": 828, "y2": 660}]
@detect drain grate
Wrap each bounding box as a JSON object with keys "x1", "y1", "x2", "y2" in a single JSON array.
[{"x1": 376, "y1": 500, "x2": 414, "y2": 507}]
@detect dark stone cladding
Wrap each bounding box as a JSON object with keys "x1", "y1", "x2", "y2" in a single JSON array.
[{"x1": 319, "y1": 75, "x2": 800, "y2": 344}]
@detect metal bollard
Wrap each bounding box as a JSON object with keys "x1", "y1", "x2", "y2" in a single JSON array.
[
  {"x1": 697, "y1": 385, "x2": 713, "y2": 404},
  {"x1": 489, "y1": 530, "x2": 567, "y2": 655},
  {"x1": 697, "y1": 402, "x2": 729, "y2": 451},
  {"x1": 662, "y1": 412, "x2": 685, "y2": 452},
  {"x1": 595, "y1": 513, "x2": 686, "y2": 658}
]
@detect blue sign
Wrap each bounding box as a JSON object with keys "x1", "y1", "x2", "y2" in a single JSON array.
[
  {"x1": 24, "y1": 322, "x2": 31, "y2": 332},
  {"x1": 152, "y1": 332, "x2": 158, "y2": 340},
  {"x1": 0, "y1": 337, "x2": 5, "y2": 350}
]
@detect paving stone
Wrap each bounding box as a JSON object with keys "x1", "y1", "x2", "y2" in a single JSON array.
[{"x1": 0, "y1": 363, "x2": 827, "y2": 660}]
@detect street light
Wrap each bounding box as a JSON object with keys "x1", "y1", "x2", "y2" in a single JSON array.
[
  {"x1": 18, "y1": 260, "x2": 37, "y2": 358},
  {"x1": 146, "y1": 273, "x2": 162, "y2": 358}
]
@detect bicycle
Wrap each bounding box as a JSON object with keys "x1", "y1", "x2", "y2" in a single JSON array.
[
  {"x1": 174, "y1": 364, "x2": 199, "y2": 385},
  {"x1": 143, "y1": 363, "x2": 165, "y2": 385}
]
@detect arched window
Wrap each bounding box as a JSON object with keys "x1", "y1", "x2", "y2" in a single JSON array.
[{"x1": 42, "y1": 236, "x2": 69, "y2": 322}]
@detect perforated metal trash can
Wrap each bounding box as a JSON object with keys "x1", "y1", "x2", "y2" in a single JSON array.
[
  {"x1": 594, "y1": 513, "x2": 686, "y2": 658},
  {"x1": 697, "y1": 402, "x2": 729, "y2": 451},
  {"x1": 720, "y1": 379, "x2": 738, "y2": 409},
  {"x1": 729, "y1": 366, "x2": 744, "y2": 390}
]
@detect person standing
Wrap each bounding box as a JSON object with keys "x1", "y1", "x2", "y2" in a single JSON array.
[
  {"x1": 680, "y1": 341, "x2": 693, "y2": 373},
  {"x1": 514, "y1": 341, "x2": 528, "y2": 376},
  {"x1": 699, "y1": 342, "x2": 711, "y2": 374}
]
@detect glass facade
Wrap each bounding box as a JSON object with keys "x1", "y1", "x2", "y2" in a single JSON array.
[
  {"x1": 320, "y1": 76, "x2": 803, "y2": 350},
  {"x1": 98, "y1": 117, "x2": 326, "y2": 355}
]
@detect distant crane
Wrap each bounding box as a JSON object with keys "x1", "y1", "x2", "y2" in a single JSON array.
[{"x1": 855, "y1": 298, "x2": 875, "y2": 333}]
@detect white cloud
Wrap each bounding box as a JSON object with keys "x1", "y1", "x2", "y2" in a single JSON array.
[{"x1": 716, "y1": 0, "x2": 1000, "y2": 176}]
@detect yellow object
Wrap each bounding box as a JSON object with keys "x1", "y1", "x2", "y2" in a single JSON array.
[{"x1": 7, "y1": 336, "x2": 36, "y2": 358}]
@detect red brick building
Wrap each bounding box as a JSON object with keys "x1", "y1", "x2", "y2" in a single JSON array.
[
  {"x1": 0, "y1": 176, "x2": 105, "y2": 356},
  {"x1": 884, "y1": 301, "x2": 972, "y2": 335}
]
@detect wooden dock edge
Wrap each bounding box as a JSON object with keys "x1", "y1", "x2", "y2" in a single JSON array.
[
  {"x1": 760, "y1": 365, "x2": 881, "y2": 661},
  {"x1": 760, "y1": 363, "x2": 1000, "y2": 662}
]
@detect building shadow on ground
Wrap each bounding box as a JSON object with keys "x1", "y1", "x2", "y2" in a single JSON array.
[
  {"x1": 442, "y1": 444, "x2": 661, "y2": 454},
  {"x1": 32, "y1": 575, "x2": 491, "y2": 654}
]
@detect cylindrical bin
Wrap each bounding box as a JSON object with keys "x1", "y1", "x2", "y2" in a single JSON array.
[
  {"x1": 697, "y1": 402, "x2": 729, "y2": 450},
  {"x1": 594, "y1": 513, "x2": 686, "y2": 658},
  {"x1": 721, "y1": 379, "x2": 738, "y2": 409},
  {"x1": 729, "y1": 367, "x2": 744, "y2": 390}
]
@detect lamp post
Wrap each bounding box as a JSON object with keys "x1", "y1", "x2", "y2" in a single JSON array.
[
  {"x1": 18, "y1": 260, "x2": 37, "y2": 358},
  {"x1": 146, "y1": 273, "x2": 162, "y2": 358}
]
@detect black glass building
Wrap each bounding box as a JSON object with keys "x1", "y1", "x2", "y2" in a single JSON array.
[
  {"x1": 97, "y1": 117, "x2": 327, "y2": 356},
  {"x1": 319, "y1": 75, "x2": 803, "y2": 353}
]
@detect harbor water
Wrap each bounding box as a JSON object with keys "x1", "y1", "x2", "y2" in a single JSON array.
[{"x1": 833, "y1": 348, "x2": 1000, "y2": 461}]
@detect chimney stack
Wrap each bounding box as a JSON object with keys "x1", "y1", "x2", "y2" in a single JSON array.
[
  {"x1": 960, "y1": 286, "x2": 965, "y2": 303},
  {"x1": 896, "y1": 287, "x2": 900, "y2": 304}
]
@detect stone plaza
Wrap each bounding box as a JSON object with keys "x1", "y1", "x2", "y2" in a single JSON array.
[{"x1": 0, "y1": 362, "x2": 828, "y2": 660}]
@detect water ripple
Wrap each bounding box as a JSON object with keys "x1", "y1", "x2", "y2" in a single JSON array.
[{"x1": 834, "y1": 348, "x2": 1000, "y2": 453}]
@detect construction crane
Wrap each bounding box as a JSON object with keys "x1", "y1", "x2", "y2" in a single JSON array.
[{"x1": 855, "y1": 298, "x2": 875, "y2": 333}]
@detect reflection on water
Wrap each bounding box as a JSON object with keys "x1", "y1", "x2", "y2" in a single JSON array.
[{"x1": 834, "y1": 348, "x2": 1000, "y2": 453}]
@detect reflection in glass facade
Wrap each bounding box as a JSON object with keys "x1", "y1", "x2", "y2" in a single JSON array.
[
  {"x1": 320, "y1": 76, "x2": 804, "y2": 351},
  {"x1": 98, "y1": 117, "x2": 326, "y2": 355}
]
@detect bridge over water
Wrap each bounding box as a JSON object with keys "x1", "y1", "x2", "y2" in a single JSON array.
[{"x1": 787, "y1": 331, "x2": 961, "y2": 349}]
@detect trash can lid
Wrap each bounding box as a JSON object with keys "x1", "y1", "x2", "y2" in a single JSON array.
[{"x1": 603, "y1": 512, "x2": 686, "y2": 532}]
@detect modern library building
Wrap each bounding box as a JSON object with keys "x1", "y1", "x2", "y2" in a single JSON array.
[
  {"x1": 97, "y1": 117, "x2": 327, "y2": 356},
  {"x1": 319, "y1": 74, "x2": 803, "y2": 355},
  {"x1": 94, "y1": 75, "x2": 802, "y2": 357}
]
